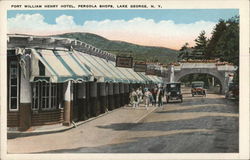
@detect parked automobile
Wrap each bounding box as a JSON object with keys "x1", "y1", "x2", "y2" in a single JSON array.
[
  {"x1": 165, "y1": 82, "x2": 183, "y2": 103},
  {"x1": 225, "y1": 82, "x2": 239, "y2": 99},
  {"x1": 191, "y1": 81, "x2": 206, "y2": 97}
]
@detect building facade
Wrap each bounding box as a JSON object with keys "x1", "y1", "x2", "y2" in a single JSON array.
[{"x1": 7, "y1": 34, "x2": 164, "y2": 131}]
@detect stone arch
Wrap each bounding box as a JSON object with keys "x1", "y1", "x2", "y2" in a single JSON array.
[{"x1": 174, "y1": 68, "x2": 227, "y2": 93}]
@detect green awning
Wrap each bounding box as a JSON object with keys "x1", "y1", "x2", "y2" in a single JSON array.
[
  {"x1": 74, "y1": 51, "x2": 127, "y2": 83},
  {"x1": 30, "y1": 49, "x2": 94, "y2": 83}
]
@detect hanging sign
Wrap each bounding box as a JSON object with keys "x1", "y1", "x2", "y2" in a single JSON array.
[
  {"x1": 146, "y1": 64, "x2": 156, "y2": 75},
  {"x1": 134, "y1": 62, "x2": 147, "y2": 72},
  {"x1": 115, "y1": 56, "x2": 133, "y2": 68}
]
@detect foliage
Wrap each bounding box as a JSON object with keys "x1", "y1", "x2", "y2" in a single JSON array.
[
  {"x1": 178, "y1": 42, "x2": 192, "y2": 60},
  {"x1": 179, "y1": 15, "x2": 239, "y2": 86},
  {"x1": 193, "y1": 30, "x2": 208, "y2": 59},
  {"x1": 205, "y1": 19, "x2": 227, "y2": 59},
  {"x1": 214, "y1": 16, "x2": 239, "y2": 66}
]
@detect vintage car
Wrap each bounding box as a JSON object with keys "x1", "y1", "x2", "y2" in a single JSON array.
[
  {"x1": 165, "y1": 82, "x2": 183, "y2": 103},
  {"x1": 191, "y1": 81, "x2": 206, "y2": 97},
  {"x1": 225, "y1": 82, "x2": 239, "y2": 99}
]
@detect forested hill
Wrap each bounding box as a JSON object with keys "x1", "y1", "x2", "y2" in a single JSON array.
[{"x1": 54, "y1": 32, "x2": 179, "y2": 64}]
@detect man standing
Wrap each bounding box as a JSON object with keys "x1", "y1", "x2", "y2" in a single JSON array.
[
  {"x1": 144, "y1": 88, "x2": 151, "y2": 110},
  {"x1": 136, "y1": 87, "x2": 143, "y2": 105},
  {"x1": 130, "y1": 89, "x2": 138, "y2": 109},
  {"x1": 151, "y1": 86, "x2": 158, "y2": 106},
  {"x1": 157, "y1": 86, "x2": 164, "y2": 107}
]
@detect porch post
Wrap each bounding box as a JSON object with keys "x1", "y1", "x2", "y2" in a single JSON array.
[
  {"x1": 63, "y1": 81, "x2": 73, "y2": 126},
  {"x1": 108, "y1": 83, "x2": 114, "y2": 110},
  {"x1": 90, "y1": 82, "x2": 98, "y2": 117},
  {"x1": 19, "y1": 72, "x2": 32, "y2": 131}
]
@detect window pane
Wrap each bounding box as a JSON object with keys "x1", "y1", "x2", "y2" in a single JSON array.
[
  {"x1": 46, "y1": 84, "x2": 49, "y2": 96},
  {"x1": 10, "y1": 98, "x2": 17, "y2": 109},
  {"x1": 42, "y1": 98, "x2": 46, "y2": 109},
  {"x1": 11, "y1": 87, "x2": 17, "y2": 97},
  {"x1": 35, "y1": 98, "x2": 38, "y2": 109},
  {"x1": 42, "y1": 84, "x2": 45, "y2": 96},
  {"x1": 11, "y1": 78, "x2": 17, "y2": 85},
  {"x1": 45, "y1": 97, "x2": 49, "y2": 108}
]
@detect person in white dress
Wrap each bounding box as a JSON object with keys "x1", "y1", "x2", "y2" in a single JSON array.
[{"x1": 144, "y1": 88, "x2": 151, "y2": 110}]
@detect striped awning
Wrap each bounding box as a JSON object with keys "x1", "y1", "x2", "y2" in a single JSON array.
[
  {"x1": 146, "y1": 75, "x2": 163, "y2": 84},
  {"x1": 137, "y1": 72, "x2": 153, "y2": 84},
  {"x1": 151, "y1": 75, "x2": 163, "y2": 84},
  {"x1": 30, "y1": 49, "x2": 94, "y2": 83},
  {"x1": 110, "y1": 61, "x2": 145, "y2": 84},
  {"x1": 74, "y1": 51, "x2": 127, "y2": 83}
]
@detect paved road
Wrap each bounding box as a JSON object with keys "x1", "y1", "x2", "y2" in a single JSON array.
[{"x1": 8, "y1": 88, "x2": 239, "y2": 153}]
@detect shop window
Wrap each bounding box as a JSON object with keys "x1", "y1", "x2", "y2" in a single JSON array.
[
  {"x1": 9, "y1": 61, "x2": 19, "y2": 111},
  {"x1": 32, "y1": 82, "x2": 62, "y2": 110}
]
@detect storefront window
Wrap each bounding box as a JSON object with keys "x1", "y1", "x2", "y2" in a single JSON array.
[
  {"x1": 32, "y1": 82, "x2": 62, "y2": 110},
  {"x1": 9, "y1": 61, "x2": 19, "y2": 111}
]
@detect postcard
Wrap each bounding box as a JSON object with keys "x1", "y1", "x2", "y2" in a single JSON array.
[{"x1": 0, "y1": 0, "x2": 249, "y2": 160}]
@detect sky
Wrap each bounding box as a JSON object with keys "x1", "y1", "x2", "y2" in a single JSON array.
[{"x1": 7, "y1": 9, "x2": 239, "y2": 50}]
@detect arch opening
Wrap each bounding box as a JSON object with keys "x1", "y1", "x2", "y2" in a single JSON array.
[{"x1": 178, "y1": 73, "x2": 223, "y2": 94}]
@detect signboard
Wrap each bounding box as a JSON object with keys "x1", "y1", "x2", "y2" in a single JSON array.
[
  {"x1": 134, "y1": 62, "x2": 147, "y2": 72},
  {"x1": 115, "y1": 56, "x2": 133, "y2": 68},
  {"x1": 146, "y1": 64, "x2": 156, "y2": 75}
]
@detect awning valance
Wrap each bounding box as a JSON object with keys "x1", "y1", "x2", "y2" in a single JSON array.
[{"x1": 30, "y1": 49, "x2": 94, "y2": 83}]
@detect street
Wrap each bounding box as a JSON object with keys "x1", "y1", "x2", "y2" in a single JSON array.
[{"x1": 8, "y1": 88, "x2": 239, "y2": 153}]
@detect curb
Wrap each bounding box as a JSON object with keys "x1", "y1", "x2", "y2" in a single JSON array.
[
  {"x1": 7, "y1": 106, "x2": 127, "y2": 139},
  {"x1": 7, "y1": 105, "x2": 157, "y2": 139}
]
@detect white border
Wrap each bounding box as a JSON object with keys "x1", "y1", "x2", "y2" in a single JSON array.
[{"x1": 0, "y1": 0, "x2": 249, "y2": 160}]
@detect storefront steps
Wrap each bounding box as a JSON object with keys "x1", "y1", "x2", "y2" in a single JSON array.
[{"x1": 7, "y1": 105, "x2": 157, "y2": 139}]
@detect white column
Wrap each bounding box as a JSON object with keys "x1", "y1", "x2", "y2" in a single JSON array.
[
  {"x1": 64, "y1": 81, "x2": 73, "y2": 101},
  {"x1": 20, "y1": 72, "x2": 32, "y2": 104},
  {"x1": 170, "y1": 65, "x2": 175, "y2": 82},
  {"x1": 212, "y1": 77, "x2": 215, "y2": 86},
  {"x1": 63, "y1": 81, "x2": 73, "y2": 126}
]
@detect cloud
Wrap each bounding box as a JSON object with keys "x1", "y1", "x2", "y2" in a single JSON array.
[{"x1": 7, "y1": 13, "x2": 216, "y2": 49}]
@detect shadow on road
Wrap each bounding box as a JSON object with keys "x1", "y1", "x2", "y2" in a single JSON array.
[{"x1": 39, "y1": 115, "x2": 239, "y2": 153}]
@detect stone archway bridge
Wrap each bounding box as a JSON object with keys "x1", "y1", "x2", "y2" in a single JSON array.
[{"x1": 166, "y1": 61, "x2": 238, "y2": 94}]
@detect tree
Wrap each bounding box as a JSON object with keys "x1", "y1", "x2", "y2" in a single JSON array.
[
  {"x1": 178, "y1": 42, "x2": 192, "y2": 60},
  {"x1": 192, "y1": 30, "x2": 208, "y2": 59},
  {"x1": 205, "y1": 19, "x2": 227, "y2": 59},
  {"x1": 215, "y1": 16, "x2": 239, "y2": 66}
]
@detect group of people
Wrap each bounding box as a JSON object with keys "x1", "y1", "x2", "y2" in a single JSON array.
[{"x1": 129, "y1": 85, "x2": 165, "y2": 110}]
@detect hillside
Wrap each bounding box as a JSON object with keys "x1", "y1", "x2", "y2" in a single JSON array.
[{"x1": 53, "y1": 32, "x2": 179, "y2": 64}]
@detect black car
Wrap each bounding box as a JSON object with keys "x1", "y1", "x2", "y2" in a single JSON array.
[{"x1": 165, "y1": 82, "x2": 183, "y2": 103}]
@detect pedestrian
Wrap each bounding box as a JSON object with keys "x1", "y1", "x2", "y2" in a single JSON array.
[
  {"x1": 144, "y1": 88, "x2": 151, "y2": 110},
  {"x1": 157, "y1": 86, "x2": 164, "y2": 107},
  {"x1": 136, "y1": 87, "x2": 143, "y2": 105},
  {"x1": 130, "y1": 89, "x2": 138, "y2": 109},
  {"x1": 151, "y1": 86, "x2": 158, "y2": 106}
]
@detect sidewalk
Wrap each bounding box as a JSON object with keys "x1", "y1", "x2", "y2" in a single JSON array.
[
  {"x1": 7, "y1": 104, "x2": 157, "y2": 139},
  {"x1": 8, "y1": 104, "x2": 158, "y2": 153}
]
